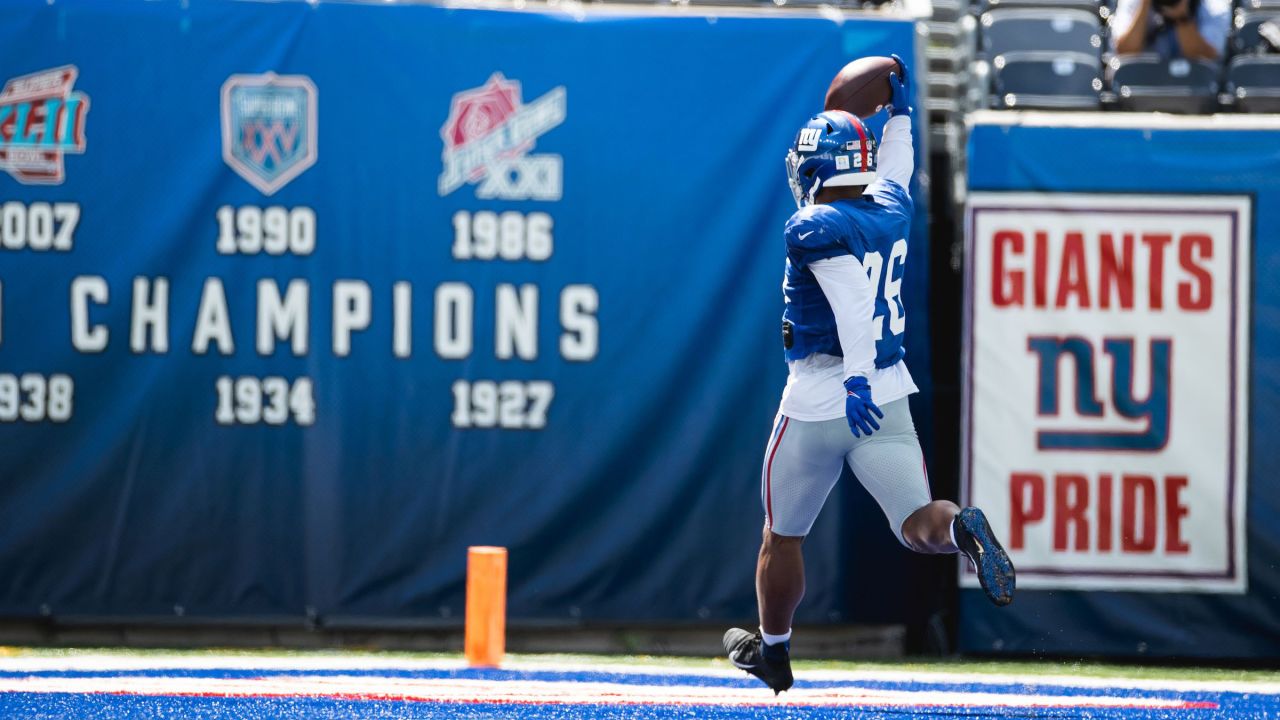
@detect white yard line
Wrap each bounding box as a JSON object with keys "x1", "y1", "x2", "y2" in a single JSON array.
[
  {"x1": 504, "y1": 660, "x2": 1280, "y2": 695},
  {"x1": 793, "y1": 668, "x2": 1280, "y2": 696},
  {"x1": 0, "y1": 653, "x2": 1275, "y2": 696},
  {"x1": 0, "y1": 654, "x2": 471, "y2": 673},
  {"x1": 0, "y1": 675, "x2": 1218, "y2": 709}
]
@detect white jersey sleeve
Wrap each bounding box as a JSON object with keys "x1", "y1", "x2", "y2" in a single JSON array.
[
  {"x1": 809, "y1": 254, "x2": 877, "y2": 381},
  {"x1": 869, "y1": 114, "x2": 913, "y2": 191}
]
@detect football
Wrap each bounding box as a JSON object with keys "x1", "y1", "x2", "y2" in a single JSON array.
[{"x1": 824, "y1": 56, "x2": 899, "y2": 119}]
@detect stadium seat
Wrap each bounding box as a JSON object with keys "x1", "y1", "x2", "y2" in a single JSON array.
[
  {"x1": 1233, "y1": 12, "x2": 1280, "y2": 54},
  {"x1": 978, "y1": 0, "x2": 1103, "y2": 15},
  {"x1": 1109, "y1": 54, "x2": 1220, "y2": 112},
  {"x1": 980, "y1": 8, "x2": 1103, "y2": 56},
  {"x1": 1226, "y1": 55, "x2": 1280, "y2": 111},
  {"x1": 990, "y1": 51, "x2": 1103, "y2": 109},
  {"x1": 1238, "y1": 0, "x2": 1280, "y2": 11},
  {"x1": 931, "y1": 0, "x2": 968, "y2": 22}
]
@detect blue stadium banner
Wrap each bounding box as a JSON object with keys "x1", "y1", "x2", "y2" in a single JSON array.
[
  {"x1": 962, "y1": 111, "x2": 1280, "y2": 657},
  {"x1": 0, "y1": 0, "x2": 927, "y2": 624}
]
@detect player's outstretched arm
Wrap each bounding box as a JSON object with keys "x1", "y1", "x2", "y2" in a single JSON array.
[
  {"x1": 876, "y1": 55, "x2": 914, "y2": 190},
  {"x1": 809, "y1": 256, "x2": 883, "y2": 437}
]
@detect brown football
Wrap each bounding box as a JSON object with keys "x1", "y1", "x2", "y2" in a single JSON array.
[{"x1": 824, "y1": 56, "x2": 898, "y2": 119}]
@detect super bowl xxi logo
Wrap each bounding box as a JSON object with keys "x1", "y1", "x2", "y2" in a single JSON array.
[
  {"x1": 439, "y1": 73, "x2": 566, "y2": 201},
  {"x1": 221, "y1": 73, "x2": 317, "y2": 195},
  {"x1": 0, "y1": 66, "x2": 89, "y2": 185}
]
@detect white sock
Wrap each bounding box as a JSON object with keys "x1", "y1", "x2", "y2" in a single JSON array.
[{"x1": 760, "y1": 627, "x2": 791, "y2": 646}]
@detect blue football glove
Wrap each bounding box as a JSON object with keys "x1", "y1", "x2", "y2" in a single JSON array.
[
  {"x1": 887, "y1": 53, "x2": 912, "y2": 117},
  {"x1": 844, "y1": 376, "x2": 884, "y2": 438}
]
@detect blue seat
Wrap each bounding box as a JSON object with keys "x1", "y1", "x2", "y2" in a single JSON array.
[
  {"x1": 1226, "y1": 55, "x2": 1280, "y2": 111},
  {"x1": 991, "y1": 51, "x2": 1103, "y2": 109},
  {"x1": 1233, "y1": 12, "x2": 1280, "y2": 53},
  {"x1": 1109, "y1": 54, "x2": 1220, "y2": 112},
  {"x1": 1238, "y1": 0, "x2": 1280, "y2": 11},
  {"x1": 980, "y1": 9, "x2": 1103, "y2": 56}
]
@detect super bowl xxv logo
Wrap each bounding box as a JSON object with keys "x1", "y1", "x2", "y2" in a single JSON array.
[
  {"x1": 965, "y1": 192, "x2": 1251, "y2": 594},
  {"x1": 221, "y1": 73, "x2": 317, "y2": 195},
  {"x1": 438, "y1": 73, "x2": 566, "y2": 201},
  {"x1": 0, "y1": 66, "x2": 89, "y2": 185}
]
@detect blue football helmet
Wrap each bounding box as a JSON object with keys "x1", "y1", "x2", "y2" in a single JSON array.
[{"x1": 785, "y1": 110, "x2": 878, "y2": 208}]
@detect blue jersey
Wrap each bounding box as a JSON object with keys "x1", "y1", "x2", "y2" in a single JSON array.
[{"x1": 781, "y1": 180, "x2": 913, "y2": 369}]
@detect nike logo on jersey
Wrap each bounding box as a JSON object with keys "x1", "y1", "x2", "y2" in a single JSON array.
[{"x1": 798, "y1": 230, "x2": 815, "y2": 240}]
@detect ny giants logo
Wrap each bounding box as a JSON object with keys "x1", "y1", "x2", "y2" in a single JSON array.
[
  {"x1": 796, "y1": 128, "x2": 820, "y2": 152},
  {"x1": 439, "y1": 73, "x2": 566, "y2": 201},
  {"x1": 221, "y1": 73, "x2": 317, "y2": 195},
  {"x1": 0, "y1": 66, "x2": 89, "y2": 185},
  {"x1": 1028, "y1": 336, "x2": 1170, "y2": 451}
]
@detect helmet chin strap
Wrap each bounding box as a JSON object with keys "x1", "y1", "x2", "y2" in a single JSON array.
[{"x1": 806, "y1": 178, "x2": 823, "y2": 205}]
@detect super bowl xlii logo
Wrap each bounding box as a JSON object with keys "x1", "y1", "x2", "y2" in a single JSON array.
[
  {"x1": 439, "y1": 73, "x2": 567, "y2": 201},
  {"x1": 0, "y1": 66, "x2": 89, "y2": 185},
  {"x1": 221, "y1": 73, "x2": 317, "y2": 196}
]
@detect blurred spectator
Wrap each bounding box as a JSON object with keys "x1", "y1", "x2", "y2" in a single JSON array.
[
  {"x1": 1261, "y1": 19, "x2": 1280, "y2": 52},
  {"x1": 1111, "y1": 0, "x2": 1230, "y2": 60}
]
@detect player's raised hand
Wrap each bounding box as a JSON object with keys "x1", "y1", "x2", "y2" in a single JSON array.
[
  {"x1": 843, "y1": 376, "x2": 884, "y2": 438},
  {"x1": 887, "y1": 54, "x2": 912, "y2": 117}
]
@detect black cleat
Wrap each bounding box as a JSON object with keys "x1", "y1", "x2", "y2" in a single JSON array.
[
  {"x1": 722, "y1": 628, "x2": 794, "y2": 694},
  {"x1": 954, "y1": 506, "x2": 1016, "y2": 607}
]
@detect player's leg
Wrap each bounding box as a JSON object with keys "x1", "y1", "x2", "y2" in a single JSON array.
[
  {"x1": 842, "y1": 399, "x2": 935, "y2": 549},
  {"x1": 901, "y1": 499, "x2": 962, "y2": 553},
  {"x1": 844, "y1": 399, "x2": 1015, "y2": 606},
  {"x1": 725, "y1": 414, "x2": 846, "y2": 693},
  {"x1": 757, "y1": 527, "x2": 805, "y2": 638},
  {"x1": 755, "y1": 416, "x2": 846, "y2": 634}
]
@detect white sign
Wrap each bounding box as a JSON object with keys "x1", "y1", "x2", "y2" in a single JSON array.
[{"x1": 963, "y1": 192, "x2": 1250, "y2": 593}]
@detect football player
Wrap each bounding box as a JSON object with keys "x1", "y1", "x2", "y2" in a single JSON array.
[{"x1": 722, "y1": 56, "x2": 1015, "y2": 694}]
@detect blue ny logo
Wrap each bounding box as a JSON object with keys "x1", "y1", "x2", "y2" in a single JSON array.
[{"x1": 1027, "y1": 337, "x2": 1171, "y2": 452}]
